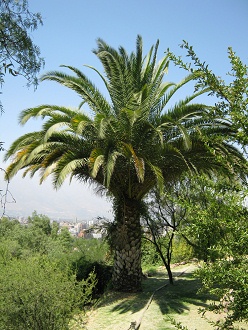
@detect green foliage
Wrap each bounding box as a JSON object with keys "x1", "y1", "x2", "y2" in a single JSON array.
[
  {"x1": 0, "y1": 214, "x2": 114, "y2": 328},
  {"x1": 28, "y1": 210, "x2": 52, "y2": 235},
  {"x1": 171, "y1": 237, "x2": 193, "y2": 264},
  {"x1": 0, "y1": 213, "x2": 53, "y2": 257},
  {"x1": 143, "y1": 182, "x2": 194, "y2": 283},
  {"x1": 57, "y1": 226, "x2": 74, "y2": 251},
  {"x1": 0, "y1": 0, "x2": 44, "y2": 88},
  {"x1": 178, "y1": 175, "x2": 248, "y2": 262},
  {"x1": 168, "y1": 175, "x2": 248, "y2": 328},
  {"x1": 0, "y1": 218, "x2": 23, "y2": 263},
  {"x1": 197, "y1": 259, "x2": 248, "y2": 329},
  {"x1": 0, "y1": 255, "x2": 97, "y2": 330},
  {"x1": 69, "y1": 239, "x2": 112, "y2": 295},
  {"x1": 71, "y1": 257, "x2": 112, "y2": 296},
  {"x1": 0, "y1": 216, "x2": 20, "y2": 237},
  {"x1": 141, "y1": 234, "x2": 194, "y2": 270},
  {"x1": 74, "y1": 237, "x2": 110, "y2": 263},
  {"x1": 167, "y1": 42, "x2": 248, "y2": 147},
  {"x1": 0, "y1": 238, "x2": 22, "y2": 265},
  {"x1": 195, "y1": 210, "x2": 248, "y2": 328},
  {"x1": 141, "y1": 237, "x2": 161, "y2": 267}
]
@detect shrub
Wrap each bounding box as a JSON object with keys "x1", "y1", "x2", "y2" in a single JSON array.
[
  {"x1": 71, "y1": 257, "x2": 113, "y2": 296},
  {"x1": 0, "y1": 255, "x2": 97, "y2": 330},
  {"x1": 141, "y1": 237, "x2": 162, "y2": 267},
  {"x1": 171, "y1": 237, "x2": 194, "y2": 264}
]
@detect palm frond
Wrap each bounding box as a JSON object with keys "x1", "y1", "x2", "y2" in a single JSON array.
[
  {"x1": 146, "y1": 161, "x2": 164, "y2": 194},
  {"x1": 55, "y1": 158, "x2": 87, "y2": 188}
]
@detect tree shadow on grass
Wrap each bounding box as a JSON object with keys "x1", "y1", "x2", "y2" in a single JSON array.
[
  {"x1": 152, "y1": 273, "x2": 214, "y2": 316},
  {"x1": 109, "y1": 277, "x2": 167, "y2": 314},
  {"x1": 107, "y1": 270, "x2": 215, "y2": 317}
]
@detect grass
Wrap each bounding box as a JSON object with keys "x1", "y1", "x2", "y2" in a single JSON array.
[{"x1": 71, "y1": 263, "x2": 248, "y2": 330}]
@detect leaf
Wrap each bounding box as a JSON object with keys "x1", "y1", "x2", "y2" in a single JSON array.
[
  {"x1": 89, "y1": 148, "x2": 104, "y2": 178},
  {"x1": 121, "y1": 143, "x2": 145, "y2": 183}
]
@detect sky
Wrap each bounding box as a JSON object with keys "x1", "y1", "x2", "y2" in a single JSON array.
[{"x1": 0, "y1": 0, "x2": 247, "y2": 221}]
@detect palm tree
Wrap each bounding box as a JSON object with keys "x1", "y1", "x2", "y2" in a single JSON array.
[{"x1": 4, "y1": 36, "x2": 246, "y2": 292}]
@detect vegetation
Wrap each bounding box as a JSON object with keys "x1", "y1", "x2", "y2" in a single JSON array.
[
  {"x1": 0, "y1": 256, "x2": 96, "y2": 330},
  {"x1": 4, "y1": 36, "x2": 247, "y2": 292},
  {"x1": 142, "y1": 173, "x2": 248, "y2": 328},
  {"x1": 142, "y1": 182, "x2": 191, "y2": 284},
  {"x1": 0, "y1": 194, "x2": 247, "y2": 330},
  {"x1": 0, "y1": 0, "x2": 44, "y2": 151},
  {"x1": 1, "y1": 33, "x2": 247, "y2": 327},
  {"x1": 0, "y1": 0, "x2": 44, "y2": 89},
  {"x1": 191, "y1": 179, "x2": 248, "y2": 328},
  {"x1": 82, "y1": 263, "x2": 231, "y2": 330},
  {"x1": 166, "y1": 45, "x2": 248, "y2": 329},
  {"x1": 0, "y1": 213, "x2": 111, "y2": 330},
  {"x1": 167, "y1": 41, "x2": 248, "y2": 148}
]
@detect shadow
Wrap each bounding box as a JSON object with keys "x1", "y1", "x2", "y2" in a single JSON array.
[
  {"x1": 100, "y1": 266, "x2": 215, "y2": 317},
  {"x1": 152, "y1": 275, "x2": 213, "y2": 316},
  {"x1": 110, "y1": 278, "x2": 167, "y2": 314}
]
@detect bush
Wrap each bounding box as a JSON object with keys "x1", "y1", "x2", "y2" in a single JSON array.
[
  {"x1": 72, "y1": 257, "x2": 113, "y2": 296},
  {"x1": 74, "y1": 238, "x2": 111, "y2": 263},
  {"x1": 141, "y1": 238, "x2": 161, "y2": 267},
  {"x1": 0, "y1": 255, "x2": 97, "y2": 330},
  {"x1": 70, "y1": 238, "x2": 113, "y2": 295},
  {"x1": 171, "y1": 237, "x2": 194, "y2": 264}
]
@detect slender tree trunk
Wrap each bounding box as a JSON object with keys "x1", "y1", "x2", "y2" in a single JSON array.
[
  {"x1": 112, "y1": 198, "x2": 143, "y2": 292},
  {"x1": 165, "y1": 262, "x2": 174, "y2": 285},
  {"x1": 145, "y1": 216, "x2": 175, "y2": 284},
  {"x1": 155, "y1": 240, "x2": 174, "y2": 285}
]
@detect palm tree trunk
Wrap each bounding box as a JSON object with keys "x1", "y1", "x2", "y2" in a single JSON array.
[{"x1": 112, "y1": 198, "x2": 143, "y2": 292}]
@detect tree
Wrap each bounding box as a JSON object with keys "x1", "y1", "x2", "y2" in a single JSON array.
[
  {"x1": 4, "y1": 36, "x2": 247, "y2": 292},
  {"x1": 188, "y1": 178, "x2": 248, "y2": 329},
  {"x1": 167, "y1": 42, "x2": 248, "y2": 147},
  {"x1": 177, "y1": 176, "x2": 242, "y2": 261},
  {"x1": 142, "y1": 183, "x2": 187, "y2": 284},
  {"x1": 28, "y1": 210, "x2": 52, "y2": 235},
  {"x1": 169, "y1": 175, "x2": 248, "y2": 329},
  {"x1": 0, "y1": 0, "x2": 44, "y2": 112}
]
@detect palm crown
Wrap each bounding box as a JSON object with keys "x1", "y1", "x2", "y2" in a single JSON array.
[{"x1": 5, "y1": 36, "x2": 242, "y2": 198}]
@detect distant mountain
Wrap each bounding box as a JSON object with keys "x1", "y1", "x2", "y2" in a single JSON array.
[{"x1": 1, "y1": 173, "x2": 113, "y2": 221}]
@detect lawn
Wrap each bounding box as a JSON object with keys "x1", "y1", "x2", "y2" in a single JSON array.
[{"x1": 71, "y1": 263, "x2": 248, "y2": 330}]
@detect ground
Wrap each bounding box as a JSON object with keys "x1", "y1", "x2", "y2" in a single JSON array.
[{"x1": 70, "y1": 263, "x2": 248, "y2": 330}]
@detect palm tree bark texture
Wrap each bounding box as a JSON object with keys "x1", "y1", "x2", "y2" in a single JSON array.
[
  {"x1": 4, "y1": 36, "x2": 247, "y2": 292},
  {"x1": 111, "y1": 198, "x2": 142, "y2": 292}
]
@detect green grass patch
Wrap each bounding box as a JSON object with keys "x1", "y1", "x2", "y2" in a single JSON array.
[{"x1": 73, "y1": 263, "x2": 248, "y2": 330}]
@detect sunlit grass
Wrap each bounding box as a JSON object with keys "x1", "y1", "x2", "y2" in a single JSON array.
[{"x1": 71, "y1": 263, "x2": 248, "y2": 330}]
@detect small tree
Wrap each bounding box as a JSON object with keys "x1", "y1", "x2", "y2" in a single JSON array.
[
  {"x1": 177, "y1": 175, "x2": 247, "y2": 262},
  {"x1": 28, "y1": 210, "x2": 52, "y2": 235},
  {"x1": 0, "y1": 0, "x2": 44, "y2": 117},
  {"x1": 169, "y1": 174, "x2": 248, "y2": 329},
  {"x1": 143, "y1": 182, "x2": 187, "y2": 284}
]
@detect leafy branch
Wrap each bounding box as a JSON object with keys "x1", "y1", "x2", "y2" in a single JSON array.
[{"x1": 166, "y1": 41, "x2": 248, "y2": 147}]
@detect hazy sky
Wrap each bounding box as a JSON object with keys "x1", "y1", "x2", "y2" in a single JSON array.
[{"x1": 0, "y1": 0, "x2": 247, "y2": 220}]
